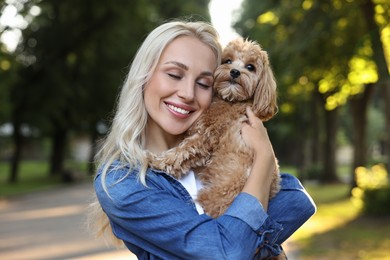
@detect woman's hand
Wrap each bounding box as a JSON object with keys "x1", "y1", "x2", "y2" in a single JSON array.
[
  {"x1": 241, "y1": 107, "x2": 277, "y2": 210},
  {"x1": 241, "y1": 107, "x2": 273, "y2": 157}
]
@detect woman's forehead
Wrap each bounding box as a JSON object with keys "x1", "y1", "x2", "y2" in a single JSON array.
[{"x1": 159, "y1": 36, "x2": 218, "y2": 69}]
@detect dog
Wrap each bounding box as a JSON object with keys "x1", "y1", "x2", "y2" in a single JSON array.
[
  {"x1": 149, "y1": 38, "x2": 283, "y2": 256},
  {"x1": 148, "y1": 38, "x2": 284, "y2": 258},
  {"x1": 149, "y1": 37, "x2": 280, "y2": 213}
]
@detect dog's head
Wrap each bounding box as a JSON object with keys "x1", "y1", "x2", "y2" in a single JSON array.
[{"x1": 213, "y1": 38, "x2": 277, "y2": 121}]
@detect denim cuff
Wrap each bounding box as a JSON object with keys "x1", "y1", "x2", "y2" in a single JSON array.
[
  {"x1": 224, "y1": 192, "x2": 268, "y2": 230},
  {"x1": 254, "y1": 217, "x2": 284, "y2": 258},
  {"x1": 223, "y1": 192, "x2": 284, "y2": 258}
]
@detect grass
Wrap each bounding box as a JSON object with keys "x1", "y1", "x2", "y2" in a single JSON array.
[
  {"x1": 289, "y1": 183, "x2": 390, "y2": 259},
  {"x1": 0, "y1": 160, "x2": 89, "y2": 197}
]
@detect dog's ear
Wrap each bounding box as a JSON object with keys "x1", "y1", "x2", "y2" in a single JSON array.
[{"x1": 252, "y1": 52, "x2": 278, "y2": 121}]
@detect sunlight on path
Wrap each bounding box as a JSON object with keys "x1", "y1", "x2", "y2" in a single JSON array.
[{"x1": 290, "y1": 199, "x2": 360, "y2": 242}]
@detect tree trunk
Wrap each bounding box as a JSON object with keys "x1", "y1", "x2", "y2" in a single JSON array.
[
  {"x1": 9, "y1": 117, "x2": 22, "y2": 183},
  {"x1": 49, "y1": 128, "x2": 68, "y2": 177},
  {"x1": 88, "y1": 123, "x2": 99, "y2": 175},
  {"x1": 302, "y1": 91, "x2": 322, "y2": 181},
  {"x1": 360, "y1": 0, "x2": 390, "y2": 172},
  {"x1": 350, "y1": 83, "x2": 374, "y2": 188},
  {"x1": 311, "y1": 91, "x2": 322, "y2": 166},
  {"x1": 385, "y1": 87, "x2": 390, "y2": 173},
  {"x1": 321, "y1": 107, "x2": 339, "y2": 183}
]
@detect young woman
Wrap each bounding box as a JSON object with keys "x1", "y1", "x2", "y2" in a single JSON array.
[{"x1": 89, "y1": 20, "x2": 316, "y2": 259}]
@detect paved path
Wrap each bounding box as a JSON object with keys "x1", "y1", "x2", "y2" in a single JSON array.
[
  {"x1": 0, "y1": 181, "x2": 299, "y2": 260},
  {"x1": 0, "y1": 181, "x2": 135, "y2": 260}
]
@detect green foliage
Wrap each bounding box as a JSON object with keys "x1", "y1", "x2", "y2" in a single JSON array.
[
  {"x1": 235, "y1": 0, "x2": 385, "y2": 110},
  {"x1": 0, "y1": 0, "x2": 212, "y2": 180},
  {"x1": 363, "y1": 187, "x2": 390, "y2": 216},
  {"x1": 351, "y1": 164, "x2": 390, "y2": 216},
  {"x1": 0, "y1": 47, "x2": 16, "y2": 124},
  {"x1": 234, "y1": 0, "x2": 389, "y2": 182},
  {"x1": 1, "y1": 0, "x2": 212, "y2": 132}
]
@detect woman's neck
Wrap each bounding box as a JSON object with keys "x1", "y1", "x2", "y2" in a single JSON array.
[{"x1": 145, "y1": 123, "x2": 184, "y2": 153}]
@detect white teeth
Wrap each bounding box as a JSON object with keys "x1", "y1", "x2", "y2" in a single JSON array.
[{"x1": 168, "y1": 104, "x2": 190, "y2": 114}]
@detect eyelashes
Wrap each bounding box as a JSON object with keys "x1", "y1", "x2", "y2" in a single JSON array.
[
  {"x1": 168, "y1": 73, "x2": 181, "y2": 79},
  {"x1": 167, "y1": 73, "x2": 212, "y2": 89}
]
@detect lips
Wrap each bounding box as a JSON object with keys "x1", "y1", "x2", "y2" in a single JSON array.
[
  {"x1": 167, "y1": 104, "x2": 190, "y2": 114},
  {"x1": 165, "y1": 102, "x2": 194, "y2": 117}
]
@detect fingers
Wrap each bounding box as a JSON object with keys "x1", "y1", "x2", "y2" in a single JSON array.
[{"x1": 245, "y1": 106, "x2": 262, "y2": 128}]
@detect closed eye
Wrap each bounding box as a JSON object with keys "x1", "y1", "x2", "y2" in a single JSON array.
[
  {"x1": 196, "y1": 81, "x2": 211, "y2": 89},
  {"x1": 168, "y1": 73, "x2": 182, "y2": 79}
]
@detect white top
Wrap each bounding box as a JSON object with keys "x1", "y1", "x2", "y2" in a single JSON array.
[{"x1": 178, "y1": 170, "x2": 204, "y2": 214}]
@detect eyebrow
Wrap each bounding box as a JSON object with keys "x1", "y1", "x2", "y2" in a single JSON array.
[
  {"x1": 165, "y1": 61, "x2": 213, "y2": 77},
  {"x1": 165, "y1": 61, "x2": 188, "y2": 70}
]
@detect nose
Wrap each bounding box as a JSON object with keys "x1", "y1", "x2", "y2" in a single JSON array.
[
  {"x1": 177, "y1": 81, "x2": 195, "y2": 101},
  {"x1": 230, "y1": 69, "x2": 241, "y2": 79}
]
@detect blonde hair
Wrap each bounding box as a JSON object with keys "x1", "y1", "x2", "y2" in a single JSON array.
[{"x1": 88, "y1": 19, "x2": 222, "y2": 246}]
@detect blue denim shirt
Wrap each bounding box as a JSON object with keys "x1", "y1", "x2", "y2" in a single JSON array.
[{"x1": 94, "y1": 161, "x2": 316, "y2": 259}]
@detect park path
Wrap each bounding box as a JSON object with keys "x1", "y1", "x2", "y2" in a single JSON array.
[
  {"x1": 0, "y1": 181, "x2": 135, "y2": 260},
  {"x1": 0, "y1": 180, "x2": 299, "y2": 260}
]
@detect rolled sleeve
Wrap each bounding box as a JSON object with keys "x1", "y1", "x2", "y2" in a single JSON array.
[
  {"x1": 225, "y1": 192, "x2": 268, "y2": 230},
  {"x1": 225, "y1": 192, "x2": 284, "y2": 258},
  {"x1": 268, "y1": 173, "x2": 317, "y2": 243},
  {"x1": 254, "y1": 173, "x2": 316, "y2": 258},
  {"x1": 231, "y1": 174, "x2": 316, "y2": 258}
]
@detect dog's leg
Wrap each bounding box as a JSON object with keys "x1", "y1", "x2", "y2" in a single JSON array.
[{"x1": 148, "y1": 132, "x2": 212, "y2": 179}]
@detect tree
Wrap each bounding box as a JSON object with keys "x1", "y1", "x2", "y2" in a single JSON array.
[
  {"x1": 234, "y1": 0, "x2": 389, "y2": 184},
  {"x1": 1, "y1": 0, "x2": 212, "y2": 182},
  {"x1": 359, "y1": 0, "x2": 390, "y2": 174}
]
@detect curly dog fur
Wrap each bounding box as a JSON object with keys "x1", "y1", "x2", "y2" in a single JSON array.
[
  {"x1": 149, "y1": 36, "x2": 281, "y2": 205},
  {"x1": 149, "y1": 37, "x2": 280, "y2": 213},
  {"x1": 148, "y1": 38, "x2": 285, "y2": 258}
]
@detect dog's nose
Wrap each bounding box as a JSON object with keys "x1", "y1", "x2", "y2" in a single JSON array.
[{"x1": 230, "y1": 69, "x2": 241, "y2": 79}]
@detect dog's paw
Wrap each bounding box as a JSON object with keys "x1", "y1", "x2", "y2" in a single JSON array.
[{"x1": 147, "y1": 151, "x2": 186, "y2": 179}]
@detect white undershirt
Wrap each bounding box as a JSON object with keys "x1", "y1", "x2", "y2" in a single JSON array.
[{"x1": 178, "y1": 170, "x2": 204, "y2": 214}]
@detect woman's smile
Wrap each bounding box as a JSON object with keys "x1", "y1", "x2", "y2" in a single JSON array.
[{"x1": 165, "y1": 101, "x2": 194, "y2": 118}]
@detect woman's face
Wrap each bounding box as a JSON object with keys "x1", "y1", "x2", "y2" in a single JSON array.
[{"x1": 144, "y1": 36, "x2": 216, "y2": 150}]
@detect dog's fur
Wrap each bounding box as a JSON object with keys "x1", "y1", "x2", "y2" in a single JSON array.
[
  {"x1": 149, "y1": 37, "x2": 280, "y2": 213},
  {"x1": 148, "y1": 38, "x2": 284, "y2": 258}
]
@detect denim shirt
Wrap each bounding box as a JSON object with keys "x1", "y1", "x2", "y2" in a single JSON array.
[{"x1": 94, "y1": 161, "x2": 316, "y2": 259}]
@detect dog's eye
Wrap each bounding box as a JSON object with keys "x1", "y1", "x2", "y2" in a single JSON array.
[
  {"x1": 223, "y1": 59, "x2": 232, "y2": 64},
  {"x1": 246, "y1": 64, "x2": 256, "y2": 72}
]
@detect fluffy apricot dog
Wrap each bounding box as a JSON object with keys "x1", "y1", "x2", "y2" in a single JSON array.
[{"x1": 148, "y1": 37, "x2": 281, "y2": 218}]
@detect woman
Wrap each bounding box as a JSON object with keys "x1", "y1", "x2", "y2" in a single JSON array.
[{"x1": 89, "y1": 19, "x2": 316, "y2": 259}]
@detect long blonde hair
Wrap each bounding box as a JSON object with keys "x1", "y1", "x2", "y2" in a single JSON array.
[{"x1": 88, "y1": 19, "x2": 222, "y2": 246}]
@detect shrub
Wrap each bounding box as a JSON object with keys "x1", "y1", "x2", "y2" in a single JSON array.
[
  {"x1": 351, "y1": 164, "x2": 390, "y2": 216},
  {"x1": 362, "y1": 186, "x2": 390, "y2": 216}
]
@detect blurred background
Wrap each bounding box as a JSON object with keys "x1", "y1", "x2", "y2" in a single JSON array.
[{"x1": 0, "y1": 0, "x2": 389, "y2": 259}]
